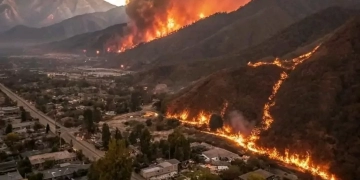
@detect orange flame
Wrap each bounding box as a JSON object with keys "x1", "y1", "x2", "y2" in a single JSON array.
[
  {"x1": 107, "y1": 0, "x2": 250, "y2": 53},
  {"x1": 166, "y1": 45, "x2": 336, "y2": 180}
]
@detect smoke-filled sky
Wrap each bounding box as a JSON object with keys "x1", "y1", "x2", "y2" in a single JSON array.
[{"x1": 104, "y1": 0, "x2": 126, "y2": 6}]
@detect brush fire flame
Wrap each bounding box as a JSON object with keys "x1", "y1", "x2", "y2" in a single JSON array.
[
  {"x1": 106, "y1": 0, "x2": 250, "y2": 53},
  {"x1": 166, "y1": 45, "x2": 336, "y2": 180}
]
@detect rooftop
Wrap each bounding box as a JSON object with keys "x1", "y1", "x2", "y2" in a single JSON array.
[
  {"x1": 202, "y1": 148, "x2": 240, "y2": 159},
  {"x1": 0, "y1": 171, "x2": 23, "y2": 180},
  {"x1": 12, "y1": 121, "x2": 34, "y2": 129},
  {"x1": 0, "y1": 107, "x2": 18, "y2": 111},
  {"x1": 239, "y1": 169, "x2": 275, "y2": 180},
  {"x1": 40, "y1": 164, "x2": 90, "y2": 179},
  {"x1": 29, "y1": 151, "x2": 76, "y2": 165},
  {"x1": 141, "y1": 159, "x2": 179, "y2": 174}
]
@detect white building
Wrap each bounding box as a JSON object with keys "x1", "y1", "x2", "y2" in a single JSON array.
[
  {"x1": 140, "y1": 159, "x2": 180, "y2": 180},
  {"x1": 201, "y1": 147, "x2": 240, "y2": 162}
]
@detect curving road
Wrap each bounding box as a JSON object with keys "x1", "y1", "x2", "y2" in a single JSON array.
[{"x1": 0, "y1": 83, "x2": 104, "y2": 160}]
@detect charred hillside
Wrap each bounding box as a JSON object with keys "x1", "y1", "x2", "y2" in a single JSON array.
[
  {"x1": 134, "y1": 7, "x2": 360, "y2": 86},
  {"x1": 257, "y1": 18, "x2": 360, "y2": 180},
  {"x1": 166, "y1": 65, "x2": 283, "y2": 127}
]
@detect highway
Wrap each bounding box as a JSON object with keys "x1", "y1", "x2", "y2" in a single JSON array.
[{"x1": 0, "y1": 83, "x2": 104, "y2": 160}]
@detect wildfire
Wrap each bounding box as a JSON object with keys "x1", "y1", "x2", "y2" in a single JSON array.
[
  {"x1": 106, "y1": 0, "x2": 250, "y2": 53},
  {"x1": 166, "y1": 45, "x2": 336, "y2": 180}
]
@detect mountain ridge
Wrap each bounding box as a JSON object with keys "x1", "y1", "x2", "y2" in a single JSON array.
[
  {"x1": 0, "y1": 6, "x2": 127, "y2": 46},
  {"x1": 0, "y1": 0, "x2": 115, "y2": 32}
]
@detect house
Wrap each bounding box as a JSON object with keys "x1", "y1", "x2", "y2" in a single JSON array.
[
  {"x1": 0, "y1": 161, "x2": 17, "y2": 174},
  {"x1": 209, "y1": 161, "x2": 231, "y2": 172},
  {"x1": 12, "y1": 122, "x2": 34, "y2": 131},
  {"x1": 40, "y1": 164, "x2": 90, "y2": 180},
  {"x1": 29, "y1": 151, "x2": 77, "y2": 169},
  {"x1": 0, "y1": 171, "x2": 23, "y2": 180},
  {"x1": 201, "y1": 148, "x2": 240, "y2": 162},
  {"x1": 140, "y1": 159, "x2": 180, "y2": 180},
  {"x1": 0, "y1": 107, "x2": 19, "y2": 116},
  {"x1": 239, "y1": 169, "x2": 280, "y2": 180}
]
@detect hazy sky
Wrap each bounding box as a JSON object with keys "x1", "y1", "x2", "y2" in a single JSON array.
[{"x1": 104, "y1": 0, "x2": 126, "y2": 6}]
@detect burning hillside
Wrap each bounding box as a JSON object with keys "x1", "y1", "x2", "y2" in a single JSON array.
[
  {"x1": 166, "y1": 45, "x2": 338, "y2": 180},
  {"x1": 106, "y1": 0, "x2": 249, "y2": 52}
]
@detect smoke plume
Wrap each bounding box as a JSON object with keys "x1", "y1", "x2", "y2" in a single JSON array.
[
  {"x1": 106, "y1": 0, "x2": 250, "y2": 52},
  {"x1": 227, "y1": 110, "x2": 255, "y2": 137}
]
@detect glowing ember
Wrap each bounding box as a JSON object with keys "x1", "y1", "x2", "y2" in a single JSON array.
[{"x1": 166, "y1": 45, "x2": 336, "y2": 180}]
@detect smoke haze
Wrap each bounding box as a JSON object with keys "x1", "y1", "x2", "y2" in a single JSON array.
[
  {"x1": 227, "y1": 110, "x2": 255, "y2": 137},
  {"x1": 106, "y1": 0, "x2": 250, "y2": 51}
]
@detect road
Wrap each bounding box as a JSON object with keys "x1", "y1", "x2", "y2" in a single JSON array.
[{"x1": 0, "y1": 83, "x2": 104, "y2": 160}]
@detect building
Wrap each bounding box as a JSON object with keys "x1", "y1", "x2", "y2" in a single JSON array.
[
  {"x1": 40, "y1": 164, "x2": 90, "y2": 180},
  {"x1": 0, "y1": 107, "x2": 19, "y2": 116},
  {"x1": 239, "y1": 169, "x2": 280, "y2": 180},
  {"x1": 140, "y1": 159, "x2": 180, "y2": 180},
  {"x1": 29, "y1": 151, "x2": 77, "y2": 169},
  {"x1": 201, "y1": 147, "x2": 240, "y2": 162},
  {"x1": 0, "y1": 161, "x2": 17, "y2": 174},
  {"x1": 0, "y1": 171, "x2": 23, "y2": 180},
  {"x1": 12, "y1": 121, "x2": 34, "y2": 131}
]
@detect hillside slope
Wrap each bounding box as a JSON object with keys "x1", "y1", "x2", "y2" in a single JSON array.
[
  {"x1": 41, "y1": 0, "x2": 352, "y2": 65},
  {"x1": 165, "y1": 17, "x2": 360, "y2": 180},
  {"x1": 258, "y1": 17, "x2": 360, "y2": 180},
  {"x1": 0, "y1": 6, "x2": 127, "y2": 45},
  {"x1": 32, "y1": 23, "x2": 128, "y2": 54},
  {"x1": 0, "y1": 0, "x2": 115, "y2": 32},
  {"x1": 134, "y1": 7, "x2": 360, "y2": 86}
]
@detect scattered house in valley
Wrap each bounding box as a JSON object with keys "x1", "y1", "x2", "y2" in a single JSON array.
[
  {"x1": 140, "y1": 159, "x2": 180, "y2": 180},
  {"x1": 201, "y1": 147, "x2": 240, "y2": 162},
  {"x1": 0, "y1": 107, "x2": 19, "y2": 116},
  {"x1": 29, "y1": 151, "x2": 77, "y2": 169},
  {"x1": 12, "y1": 121, "x2": 34, "y2": 131},
  {"x1": 0, "y1": 160, "x2": 17, "y2": 174},
  {"x1": 39, "y1": 163, "x2": 90, "y2": 180},
  {"x1": 239, "y1": 169, "x2": 279, "y2": 180}
]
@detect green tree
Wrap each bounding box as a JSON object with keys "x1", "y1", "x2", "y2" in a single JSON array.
[
  {"x1": 114, "y1": 128, "x2": 122, "y2": 141},
  {"x1": 5, "y1": 124, "x2": 12, "y2": 134},
  {"x1": 209, "y1": 114, "x2": 223, "y2": 131},
  {"x1": 46, "y1": 124, "x2": 50, "y2": 134},
  {"x1": 83, "y1": 109, "x2": 94, "y2": 133},
  {"x1": 21, "y1": 110, "x2": 27, "y2": 122},
  {"x1": 33, "y1": 122, "x2": 43, "y2": 131},
  {"x1": 102, "y1": 123, "x2": 111, "y2": 149},
  {"x1": 139, "y1": 128, "x2": 152, "y2": 158},
  {"x1": 128, "y1": 124, "x2": 145, "y2": 145},
  {"x1": 6, "y1": 132, "x2": 19, "y2": 144},
  {"x1": 220, "y1": 165, "x2": 243, "y2": 180},
  {"x1": 168, "y1": 129, "x2": 191, "y2": 161},
  {"x1": 17, "y1": 157, "x2": 32, "y2": 177},
  {"x1": 145, "y1": 119, "x2": 152, "y2": 127},
  {"x1": 88, "y1": 139, "x2": 133, "y2": 180},
  {"x1": 93, "y1": 108, "x2": 102, "y2": 123}
]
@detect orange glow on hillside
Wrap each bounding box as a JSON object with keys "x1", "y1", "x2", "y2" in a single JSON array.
[
  {"x1": 166, "y1": 45, "x2": 336, "y2": 180},
  {"x1": 106, "y1": 0, "x2": 250, "y2": 53}
]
